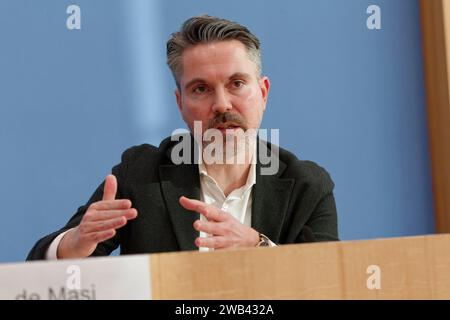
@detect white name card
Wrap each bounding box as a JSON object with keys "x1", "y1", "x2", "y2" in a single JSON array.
[{"x1": 0, "y1": 255, "x2": 151, "y2": 300}]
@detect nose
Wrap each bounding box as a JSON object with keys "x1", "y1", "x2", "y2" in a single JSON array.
[{"x1": 211, "y1": 87, "x2": 232, "y2": 113}]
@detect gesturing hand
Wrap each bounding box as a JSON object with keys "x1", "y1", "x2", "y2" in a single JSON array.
[
  {"x1": 179, "y1": 196, "x2": 260, "y2": 249},
  {"x1": 57, "y1": 175, "x2": 137, "y2": 259}
]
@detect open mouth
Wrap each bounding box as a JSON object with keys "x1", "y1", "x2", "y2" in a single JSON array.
[{"x1": 214, "y1": 124, "x2": 242, "y2": 133}]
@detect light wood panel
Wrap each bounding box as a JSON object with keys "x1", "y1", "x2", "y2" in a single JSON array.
[
  {"x1": 150, "y1": 234, "x2": 450, "y2": 299},
  {"x1": 420, "y1": 0, "x2": 450, "y2": 232}
]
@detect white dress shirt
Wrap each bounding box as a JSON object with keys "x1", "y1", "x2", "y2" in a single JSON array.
[{"x1": 197, "y1": 160, "x2": 256, "y2": 252}]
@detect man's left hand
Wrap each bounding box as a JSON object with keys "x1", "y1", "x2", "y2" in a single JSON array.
[{"x1": 179, "y1": 196, "x2": 260, "y2": 249}]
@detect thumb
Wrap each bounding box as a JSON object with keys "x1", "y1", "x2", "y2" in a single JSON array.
[{"x1": 102, "y1": 174, "x2": 117, "y2": 201}]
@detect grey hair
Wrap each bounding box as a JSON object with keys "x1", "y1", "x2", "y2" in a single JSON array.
[{"x1": 166, "y1": 15, "x2": 262, "y2": 89}]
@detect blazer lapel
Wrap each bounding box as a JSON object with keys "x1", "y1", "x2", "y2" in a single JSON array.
[
  {"x1": 251, "y1": 141, "x2": 295, "y2": 244},
  {"x1": 159, "y1": 163, "x2": 200, "y2": 251}
]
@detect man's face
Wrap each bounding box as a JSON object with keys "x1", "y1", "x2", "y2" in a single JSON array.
[{"x1": 175, "y1": 40, "x2": 270, "y2": 138}]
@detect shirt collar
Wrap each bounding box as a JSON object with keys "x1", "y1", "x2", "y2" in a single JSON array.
[{"x1": 198, "y1": 142, "x2": 257, "y2": 192}]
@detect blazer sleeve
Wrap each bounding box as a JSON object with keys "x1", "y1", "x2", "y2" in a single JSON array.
[
  {"x1": 26, "y1": 147, "x2": 137, "y2": 261},
  {"x1": 283, "y1": 158, "x2": 339, "y2": 244},
  {"x1": 300, "y1": 191, "x2": 339, "y2": 242}
]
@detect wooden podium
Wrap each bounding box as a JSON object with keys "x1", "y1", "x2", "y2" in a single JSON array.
[{"x1": 1, "y1": 234, "x2": 450, "y2": 299}]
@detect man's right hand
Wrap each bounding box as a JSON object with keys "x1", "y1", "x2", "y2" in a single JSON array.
[{"x1": 57, "y1": 175, "x2": 138, "y2": 259}]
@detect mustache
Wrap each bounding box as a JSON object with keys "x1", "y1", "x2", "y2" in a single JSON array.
[{"x1": 207, "y1": 112, "x2": 247, "y2": 130}]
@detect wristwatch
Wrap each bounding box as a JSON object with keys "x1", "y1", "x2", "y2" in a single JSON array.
[{"x1": 256, "y1": 233, "x2": 271, "y2": 247}]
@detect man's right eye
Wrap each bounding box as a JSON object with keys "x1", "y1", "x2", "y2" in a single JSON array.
[{"x1": 193, "y1": 85, "x2": 208, "y2": 94}]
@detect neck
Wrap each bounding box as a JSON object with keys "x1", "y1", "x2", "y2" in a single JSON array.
[
  {"x1": 199, "y1": 132, "x2": 257, "y2": 196},
  {"x1": 204, "y1": 162, "x2": 252, "y2": 197}
]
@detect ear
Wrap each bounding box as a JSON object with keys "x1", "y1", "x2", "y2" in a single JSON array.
[
  {"x1": 259, "y1": 76, "x2": 270, "y2": 110},
  {"x1": 175, "y1": 89, "x2": 182, "y2": 112}
]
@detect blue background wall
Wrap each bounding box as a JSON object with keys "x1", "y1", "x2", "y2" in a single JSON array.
[{"x1": 0, "y1": 0, "x2": 434, "y2": 262}]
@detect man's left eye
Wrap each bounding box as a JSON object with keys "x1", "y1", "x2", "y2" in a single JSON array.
[{"x1": 232, "y1": 80, "x2": 244, "y2": 88}]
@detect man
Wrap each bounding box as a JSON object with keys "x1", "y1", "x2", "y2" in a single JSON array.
[{"x1": 27, "y1": 15, "x2": 338, "y2": 260}]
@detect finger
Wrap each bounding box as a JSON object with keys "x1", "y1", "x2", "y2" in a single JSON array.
[
  {"x1": 85, "y1": 229, "x2": 117, "y2": 243},
  {"x1": 193, "y1": 219, "x2": 224, "y2": 236},
  {"x1": 179, "y1": 196, "x2": 203, "y2": 211},
  {"x1": 195, "y1": 236, "x2": 227, "y2": 249},
  {"x1": 102, "y1": 175, "x2": 117, "y2": 201},
  {"x1": 82, "y1": 216, "x2": 127, "y2": 234},
  {"x1": 91, "y1": 199, "x2": 132, "y2": 210},
  {"x1": 88, "y1": 208, "x2": 137, "y2": 222},
  {"x1": 179, "y1": 196, "x2": 226, "y2": 222}
]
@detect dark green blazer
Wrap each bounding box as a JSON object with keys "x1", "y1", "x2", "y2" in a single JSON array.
[{"x1": 27, "y1": 135, "x2": 338, "y2": 260}]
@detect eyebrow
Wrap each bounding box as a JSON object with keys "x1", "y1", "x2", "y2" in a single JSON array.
[{"x1": 184, "y1": 72, "x2": 252, "y2": 91}]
